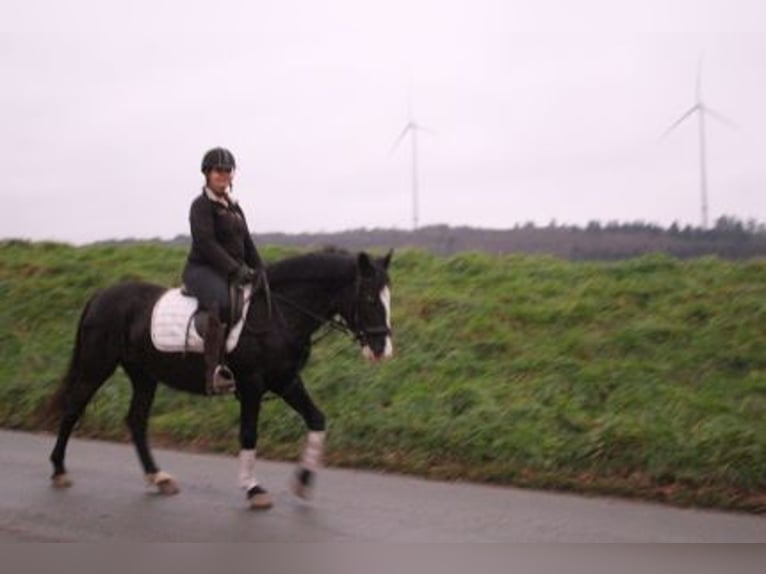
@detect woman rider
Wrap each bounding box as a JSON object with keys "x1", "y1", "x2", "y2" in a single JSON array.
[{"x1": 183, "y1": 147, "x2": 264, "y2": 394}]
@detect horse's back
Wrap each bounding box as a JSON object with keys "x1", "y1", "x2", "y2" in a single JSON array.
[{"x1": 83, "y1": 280, "x2": 166, "y2": 327}]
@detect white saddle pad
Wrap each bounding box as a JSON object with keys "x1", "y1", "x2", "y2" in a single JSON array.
[{"x1": 150, "y1": 286, "x2": 252, "y2": 354}]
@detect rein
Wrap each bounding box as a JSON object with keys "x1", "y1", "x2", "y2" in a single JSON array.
[
  {"x1": 269, "y1": 291, "x2": 360, "y2": 345},
  {"x1": 245, "y1": 274, "x2": 391, "y2": 348}
]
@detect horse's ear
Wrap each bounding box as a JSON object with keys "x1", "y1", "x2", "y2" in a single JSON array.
[
  {"x1": 381, "y1": 249, "x2": 393, "y2": 270},
  {"x1": 357, "y1": 252, "x2": 375, "y2": 277}
]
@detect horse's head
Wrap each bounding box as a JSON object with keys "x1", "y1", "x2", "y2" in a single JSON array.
[{"x1": 340, "y1": 250, "x2": 394, "y2": 362}]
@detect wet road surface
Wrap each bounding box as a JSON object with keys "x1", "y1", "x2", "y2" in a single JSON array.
[{"x1": 1, "y1": 429, "x2": 764, "y2": 542}]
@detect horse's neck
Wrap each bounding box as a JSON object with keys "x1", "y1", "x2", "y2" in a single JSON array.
[
  {"x1": 261, "y1": 254, "x2": 357, "y2": 337},
  {"x1": 274, "y1": 282, "x2": 346, "y2": 336}
]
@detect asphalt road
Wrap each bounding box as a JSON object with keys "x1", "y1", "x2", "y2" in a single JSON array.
[{"x1": 1, "y1": 429, "x2": 764, "y2": 542}]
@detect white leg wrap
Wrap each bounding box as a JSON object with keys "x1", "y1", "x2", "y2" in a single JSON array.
[
  {"x1": 300, "y1": 431, "x2": 325, "y2": 471},
  {"x1": 145, "y1": 470, "x2": 173, "y2": 486},
  {"x1": 238, "y1": 449, "x2": 259, "y2": 491}
]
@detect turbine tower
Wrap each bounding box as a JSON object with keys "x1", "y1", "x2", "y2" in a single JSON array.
[
  {"x1": 661, "y1": 61, "x2": 735, "y2": 229},
  {"x1": 390, "y1": 90, "x2": 430, "y2": 231}
]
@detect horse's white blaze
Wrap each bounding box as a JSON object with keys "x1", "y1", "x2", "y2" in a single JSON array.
[
  {"x1": 238, "y1": 449, "x2": 259, "y2": 491},
  {"x1": 381, "y1": 286, "x2": 393, "y2": 358},
  {"x1": 361, "y1": 286, "x2": 393, "y2": 360},
  {"x1": 300, "y1": 431, "x2": 325, "y2": 471}
]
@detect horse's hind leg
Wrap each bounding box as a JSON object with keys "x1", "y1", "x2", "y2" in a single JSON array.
[
  {"x1": 50, "y1": 383, "x2": 102, "y2": 487},
  {"x1": 122, "y1": 364, "x2": 178, "y2": 495},
  {"x1": 49, "y1": 330, "x2": 119, "y2": 487}
]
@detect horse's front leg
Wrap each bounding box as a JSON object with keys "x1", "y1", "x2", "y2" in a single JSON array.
[
  {"x1": 237, "y1": 375, "x2": 271, "y2": 510},
  {"x1": 279, "y1": 376, "x2": 326, "y2": 500}
]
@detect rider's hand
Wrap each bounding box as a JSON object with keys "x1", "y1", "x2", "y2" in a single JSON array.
[
  {"x1": 232, "y1": 265, "x2": 256, "y2": 286},
  {"x1": 255, "y1": 267, "x2": 269, "y2": 292}
]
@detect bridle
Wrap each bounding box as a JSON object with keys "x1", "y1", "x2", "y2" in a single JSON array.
[
  {"x1": 268, "y1": 276, "x2": 391, "y2": 347},
  {"x1": 348, "y1": 278, "x2": 392, "y2": 346}
]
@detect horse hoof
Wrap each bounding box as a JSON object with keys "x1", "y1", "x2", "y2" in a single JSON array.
[
  {"x1": 247, "y1": 485, "x2": 273, "y2": 510},
  {"x1": 51, "y1": 473, "x2": 72, "y2": 489},
  {"x1": 157, "y1": 478, "x2": 180, "y2": 496},
  {"x1": 146, "y1": 471, "x2": 180, "y2": 495},
  {"x1": 291, "y1": 468, "x2": 315, "y2": 500},
  {"x1": 292, "y1": 481, "x2": 310, "y2": 500}
]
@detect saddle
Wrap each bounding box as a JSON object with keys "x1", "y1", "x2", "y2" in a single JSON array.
[
  {"x1": 185, "y1": 283, "x2": 246, "y2": 339},
  {"x1": 151, "y1": 285, "x2": 254, "y2": 354}
]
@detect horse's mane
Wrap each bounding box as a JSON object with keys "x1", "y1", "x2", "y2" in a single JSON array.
[{"x1": 266, "y1": 248, "x2": 357, "y2": 288}]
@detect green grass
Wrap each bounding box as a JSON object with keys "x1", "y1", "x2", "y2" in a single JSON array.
[{"x1": 1, "y1": 240, "x2": 765, "y2": 512}]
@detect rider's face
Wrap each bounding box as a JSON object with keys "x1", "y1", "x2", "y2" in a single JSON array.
[{"x1": 206, "y1": 167, "x2": 234, "y2": 195}]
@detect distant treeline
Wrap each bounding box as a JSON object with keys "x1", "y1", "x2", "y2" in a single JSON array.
[{"x1": 114, "y1": 215, "x2": 766, "y2": 260}]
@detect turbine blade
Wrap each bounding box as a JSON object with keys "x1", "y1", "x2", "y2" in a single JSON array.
[
  {"x1": 388, "y1": 124, "x2": 411, "y2": 156},
  {"x1": 705, "y1": 106, "x2": 738, "y2": 130},
  {"x1": 660, "y1": 105, "x2": 699, "y2": 140},
  {"x1": 407, "y1": 80, "x2": 414, "y2": 123},
  {"x1": 415, "y1": 123, "x2": 437, "y2": 137},
  {"x1": 696, "y1": 56, "x2": 703, "y2": 103}
]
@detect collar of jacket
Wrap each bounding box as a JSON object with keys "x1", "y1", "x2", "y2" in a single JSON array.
[{"x1": 204, "y1": 186, "x2": 238, "y2": 207}]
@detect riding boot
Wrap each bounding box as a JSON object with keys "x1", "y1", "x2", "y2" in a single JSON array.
[{"x1": 203, "y1": 313, "x2": 235, "y2": 395}]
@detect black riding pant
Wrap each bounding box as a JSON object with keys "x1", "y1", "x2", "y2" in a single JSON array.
[{"x1": 182, "y1": 262, "x2": 230, "y2": 323}]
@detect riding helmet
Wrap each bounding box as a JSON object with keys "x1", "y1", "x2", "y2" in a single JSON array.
[{"x1": 201, "y1": 147, "x2": 237, "y2": 173}]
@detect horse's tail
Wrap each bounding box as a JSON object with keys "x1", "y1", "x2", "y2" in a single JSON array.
[{"x1": 42, "y1": 295, "x2": 96, "y2": 428}]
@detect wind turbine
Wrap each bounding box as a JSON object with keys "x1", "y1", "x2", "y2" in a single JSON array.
[
  {"x1": 390, "y1": 90, "x2": 431, "y2": 231},
  {"x1": 661, "y1": 61, "x2": 736, "y2": 229}
]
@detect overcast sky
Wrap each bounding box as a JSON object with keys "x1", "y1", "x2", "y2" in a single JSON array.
[{"x1": 2, "y1": 0, "x2": 765, "y2": 244}]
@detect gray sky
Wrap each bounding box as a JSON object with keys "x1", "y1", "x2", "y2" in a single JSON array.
[{"x1": 2, "y1": 0, "x2": 765, "y2": 244}]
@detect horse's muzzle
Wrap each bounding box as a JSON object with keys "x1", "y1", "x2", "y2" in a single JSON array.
[{"x1": 361, "y1": 337, "x2": 393, "y2": 362}]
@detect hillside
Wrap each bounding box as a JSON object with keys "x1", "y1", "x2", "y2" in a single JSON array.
[{"x1": 1, "y1": 240, "x2": 765, "y2": 511}]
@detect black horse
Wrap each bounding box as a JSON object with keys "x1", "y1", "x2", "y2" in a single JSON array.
[{"x1": 48, "y1": 249, "x2": 393, "y2": 509}]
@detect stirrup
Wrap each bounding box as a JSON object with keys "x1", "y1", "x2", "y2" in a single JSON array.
[{"x1": 209, "y1": 365, "x2": 236, "y2": 395}]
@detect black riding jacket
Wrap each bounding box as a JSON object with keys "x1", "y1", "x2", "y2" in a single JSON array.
[{"x1": 185, "y1": 188, "x2": 263, "y2": 278}]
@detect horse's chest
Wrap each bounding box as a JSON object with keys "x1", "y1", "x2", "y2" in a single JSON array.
[{"x1": 257, "y1": 338, "x2": 310, "y2": 374}]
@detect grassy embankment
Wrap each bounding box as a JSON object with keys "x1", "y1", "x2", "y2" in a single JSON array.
[{"x1": 1, "y1": 240, "x2": 764, "y2": 511}]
